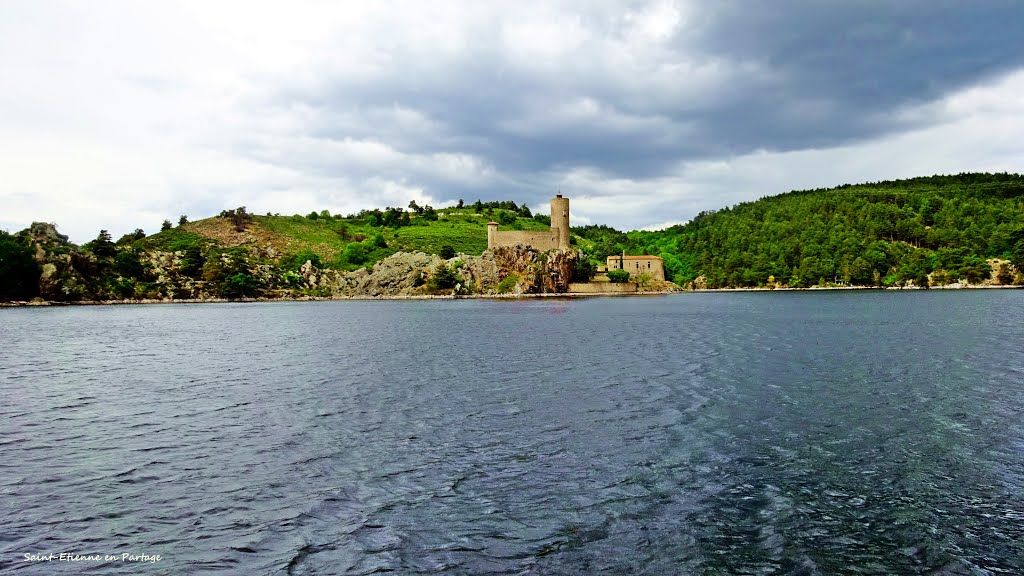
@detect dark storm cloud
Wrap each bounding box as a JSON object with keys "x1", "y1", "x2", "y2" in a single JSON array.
[
  {"x1": 253, "y1": 1, "x2": 1024, "y2": 196},
  {"x1": 688, "y1": 1, "x2": 1024, "y2": 153},
  {"x1": 7, "y1": 1, "x2": 1024, "y2": 242}
]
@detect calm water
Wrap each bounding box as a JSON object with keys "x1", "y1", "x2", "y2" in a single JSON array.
[{"x1": 1, "y1": 292, "x2": 1023, "y2": 575}]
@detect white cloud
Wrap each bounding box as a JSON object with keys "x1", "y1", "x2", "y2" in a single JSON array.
[{"x1": 1, "y1": 1, "x2": 1023, "y2": 242}]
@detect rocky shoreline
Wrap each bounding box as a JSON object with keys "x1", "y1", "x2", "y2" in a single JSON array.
[
  {"x1": 4, "y1": 284, "x2": 1021, "y2": 308},
  {"x1": 0, "y1": 290, "x2": 677, "y2": 307}
]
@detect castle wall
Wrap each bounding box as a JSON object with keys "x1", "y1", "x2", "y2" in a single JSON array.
[
  {"x1": 490, "y1": 230, "x2": 558, "y2": 251},
  {"x1": 568, "y1": 281, "x2": 637, "y2": 293},
  {"x1": 607, "y1": 256, "x2": 666, "y2": 281},
  {"x1": 487, "y1": 194, "x2": 570, "y2": 251}
]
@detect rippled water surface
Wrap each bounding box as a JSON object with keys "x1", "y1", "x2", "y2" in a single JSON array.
[{"x1": 2, "y1": 292, "x2": 1023, "y2": 575}]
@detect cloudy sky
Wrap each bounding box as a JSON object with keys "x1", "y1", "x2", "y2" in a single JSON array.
[{"x1": 3, "y1": 1, "x2": 1024, "y2": 242}]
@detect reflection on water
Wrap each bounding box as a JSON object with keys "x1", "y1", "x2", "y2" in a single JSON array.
[{"x1": 1, "y1": 292, "x2": 1022, "y2": 574}]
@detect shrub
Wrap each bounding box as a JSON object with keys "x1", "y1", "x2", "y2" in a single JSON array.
[
  {"x1": 607, "y1": 269, "x2": 630, "y2": 283},
  {"x1": 219, "y1": 207, "x2": 252, "y2": 231},
  {"x1": 285, "y1": 249, "x2": 323, "y2": 271},
  {"x1": 930, "y1": 269, "x2": 952, "y2": 286},
  {"x1": 995, "y1": 262, "x2": 1013, "y2": 285},
  {"x1": 429, "y1": 263, "x2": 462, "y2": 290},
  {"x1": 497, "y1": 210, "x2": 517, "y2": 225},
  {"x1": 115, "y1": 229, "x2": 146, "y2": 246},
  {"x1": 343, "y1": 242, "x2": 368, "y2": 265},
  {"x1": 573, "y1": 259, "x2": 596, "y2": 282},
  {"x1": 114, "y1": 250, "x2": 145, "y2": 278},
  {"x1": 0, "y1": 230, "x2": 40, "y2": 300},
  {"x1": 496, "y1": 274, "x2": 519, "y2": 293},
  {"x1": 439, "y1": 245, "x2": 456, "y2": 259},
  {"x1": 221, "y1": 272, "x2": 260, "y2": 299},
  {"x1": 179, "y1": 245, "x2": 205, "y2": 278},
  {"x1": 110, "y1": 277, "x2": 136, "y2": 299}
]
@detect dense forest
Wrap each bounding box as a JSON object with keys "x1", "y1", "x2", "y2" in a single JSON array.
[
  {"x1": 574, "y1": 173, "x2": 1024, "y2": 288},
  {"x1": 1, "y1": 173, "x2": 1023, "y2": 301}
]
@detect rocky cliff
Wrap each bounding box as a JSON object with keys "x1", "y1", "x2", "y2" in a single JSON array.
[
  {"x1": 490, "y1": 245, "x2": 578, "y2": 294},
  {"x1": 28, "y1": 222, "x2": 100, "y2": 301},
  {"x1": 3, "y1": 222, "x2": 591, "y2": 302}
]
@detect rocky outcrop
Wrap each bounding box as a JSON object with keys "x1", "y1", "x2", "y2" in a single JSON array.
[
  {"x1": 287, "y1": 246, "x2": 579, "y2": 297},
  {"x1": 26, "y1": 222, "x2": 98, "y2": 301},
  {"x1": 490, "y1": 245, "x2": 579, "y2": 293},
  {"x1": 7, "y1": 220, "x2": 591, "y2": 302},
  {"x1": 342, "y1": 252, "x2": 440, "y2": 296}
]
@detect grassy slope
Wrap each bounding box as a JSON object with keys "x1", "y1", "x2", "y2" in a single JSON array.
[
  {"x1": 393, "y1": 211, "x2": 548, "y2": 255},
  {"x1": 141, "y1": 208, "x2": 552, "y2": 267}
]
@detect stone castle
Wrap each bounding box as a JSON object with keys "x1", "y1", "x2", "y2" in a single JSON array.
[
  {"x1": 487, "y1": 194, "x2": 571, "y2": 251},
  {"x1": 487, "y1": 194, "x2": 667, "y2": 284}
]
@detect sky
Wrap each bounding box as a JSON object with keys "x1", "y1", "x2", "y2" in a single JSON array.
[{"x1": 3, "y1": 1, "x2": 1024, "y2": 243}]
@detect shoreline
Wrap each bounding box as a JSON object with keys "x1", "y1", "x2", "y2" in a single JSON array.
[
  {"x1": 0, "y1": 291, "x2": 677, "y2": 307},
  {"x1": 1, "y1": 284, "x2": 1020, "y2": 307}
]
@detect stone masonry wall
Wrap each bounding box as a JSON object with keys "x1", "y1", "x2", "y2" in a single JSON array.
[{"x1": 490, "y1": 231, "x2": 558, "y2": 251}]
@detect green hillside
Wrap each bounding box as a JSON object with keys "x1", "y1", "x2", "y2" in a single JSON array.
[
  {"x1": 3, "y1": 174, "x2": 1023, "y2": 302},
  {"x1": 141, "y1": 205, "x2": 548, "y2": 269},
  {"x1": 574, "y1": 173, "x2": 1024, "y2": 288}
]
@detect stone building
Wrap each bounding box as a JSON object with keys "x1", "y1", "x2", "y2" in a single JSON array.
[
  {"x1": 607, "y1": 255, "x2": 666, "y2": 281},
  {"x1": 487, "y1": 194, "x2": 571, "y2": 251}
]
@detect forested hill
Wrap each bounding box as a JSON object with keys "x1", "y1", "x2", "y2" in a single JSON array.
[
  {"x1": 574, "y1": 173, "x2": 1024, "y2": 288},
  {"x1": 2, "y1": 173, "x2": 1023, "y2": 302}
]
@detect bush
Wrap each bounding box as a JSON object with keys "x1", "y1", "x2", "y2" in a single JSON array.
[
  {"x1": 429, "y1": 263, "x2": 462, "y2": 290},
  {"x1": 573, "y1": 259, "x2": 596, "y2": 282},
  {"x1": 179, "y1": 245, "x2": 205, "y2": 279},
  {"x1": 109, "y1": 277, "x2": 136, "y2": 299},
  {"x1": 219, "y1": 207, "x2": 252, "y2": 231},
  {"x1": 995, "y1": 262, "x2": 1014, "y2": 285},
  {"x1": 496, "y1": 274, "x2": 519, "y2": 293},
  {"x1": 285, "y1": 249, "x2": 323, "y2": 271},
  {"x1": 497, "y1": 210, "x2": 517, "y2": 225},
  {"x1": 343, "y1": 242, "x2": 368, "y2": 265},
  {"x1": 115, "y1": 229, "x2": 146, "y2": 245},
  {"x1": 607, "y1": 269, "x2": 630, "y2": 283},
  {"x1": 114, "y1": 250, "x2": 145, "y2": 278},
  {"x1": 221, "y1": 272, "x2": 260, "y2": 299},
  {"x1": 439, "y1": 245, "x2": 456, "y2": 259},
  {"x1": 0, "y1": 230, "x2": 41, "y2": 300}
]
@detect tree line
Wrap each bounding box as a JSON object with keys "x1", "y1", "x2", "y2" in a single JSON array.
[{"x1": 574, "y1": 173, "x2": 1024, "y2": 288}]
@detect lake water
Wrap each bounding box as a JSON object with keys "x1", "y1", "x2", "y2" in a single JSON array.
[{"x1": 1, "y1": 292, "x2": 1023, "y2": 575}]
